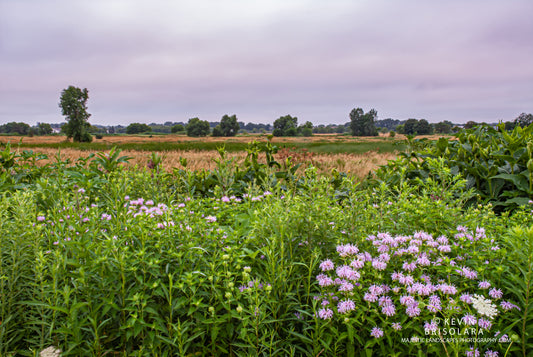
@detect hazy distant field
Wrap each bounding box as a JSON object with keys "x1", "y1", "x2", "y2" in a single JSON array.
[{"x1": 0, "y1": 133, "x2": 410, "y2": 178}]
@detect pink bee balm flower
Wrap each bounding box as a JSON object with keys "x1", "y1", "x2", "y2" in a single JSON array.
[
  {"x1": 478, "y1": 318, "x2": 492, "y2": 330},
  {"x1": 460, "y1": 293, "x2": 473, "y2": 304},
  {"x1": 316, "y1": 274, "x2": 334, "y2": 287},
  {"x1": 339, "y1": 282, "x2": 354, "y2": 292},
  {"x1": 372, "y1": 259, "x2": 387, "y2": 271},
  {"x1": 439, "y1": 284, "x2": 457, "y2": 295},
  {"x1": 381, "y1": 303, "x2": 396, "y2": 317},
  {"x1": 462, "y1": 314, "x2": 477, "y2": 326},
  {"x1": 406, "y1": 303, "x2": 421, "y2": 317},
  {"x1": 500, "y1": 301, "x2": 520, "y2": 311},
  {"x1": 424, "y1": 320, "x2": 438, "y2": 333},
  {"x1": 318, "y1": 308, "x2": 333, "y2": 319},
  {"x1": 465, "y1": 347, "x2": 480, "y2": 357},
  {"x1": 478, "y1": 281, "x2": 491, "y2": 289},
  {"x1": 370, "y1": 327, "x2": 383, "y2": 338},
  {"x1": 488, "y1": 288, "x2": 503, "y2": 299},
  {"x1": 336, "y1": 243, "x2": 359, "y2": 257},
  {"x1": 364, "y1": 292, "x2": 379, "y2": 303},
  {"x1": 337, "y1": 299, "x2": 356, "y2": 314},
  {"x1": 350, "y1": 259, "x2": 365, "y2": 269},
  {"x1": 319, "y1": 259, "x2": 334, "y2": 271}
]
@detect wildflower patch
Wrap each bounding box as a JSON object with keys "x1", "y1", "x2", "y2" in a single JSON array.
[{"x1": 315, "y1": 228, "x2": 520, "y2": 355}]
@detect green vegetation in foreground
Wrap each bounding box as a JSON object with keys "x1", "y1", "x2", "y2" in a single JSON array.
[
  {"x1": 6, "y1": 136, "x2": 404, "y2": 154},
  {"x1": 0, "y1": 133, "x2": 531, "y2": 356}
]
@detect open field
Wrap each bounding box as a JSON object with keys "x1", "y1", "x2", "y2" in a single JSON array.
[
  {"x1": 0, "y1": 132, "x2": 410, "y2": 145},
  {"x1": 20, "y1": 147, "x2": 396, "y2": 178},
  {"x1": 0, "y1": 133, "x2": 407, "y2": 154},
  {"x1": 1, "y1": 133, "x2": 412, "y2": 178},
  {"x1": 1, "y1": 126, "x2": 532, "y2": 356}
]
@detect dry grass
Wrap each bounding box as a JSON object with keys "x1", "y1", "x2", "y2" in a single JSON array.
[
  {"x1": 19, "y1": 147, "x2": 395, "y2": 179},
  {"x1": 3, "y1": 133, "x2": 408, "y2": 178},
  {"x1": 0, "y1": 132, "x2": 411, "y2": 145}
]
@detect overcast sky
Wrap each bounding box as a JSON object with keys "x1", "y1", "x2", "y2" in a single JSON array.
[{"x1": 1, "y1": 0, "x2": 532, "y2": 126}]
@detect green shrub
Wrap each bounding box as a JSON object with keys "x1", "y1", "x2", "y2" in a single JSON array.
[{"x1": 373, "y1": 124, "x2": 533, "y2": 212}]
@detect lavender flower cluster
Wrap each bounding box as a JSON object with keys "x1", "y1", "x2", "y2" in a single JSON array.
[{"x1": 315, "y1": 228, "x2": 520, "y2": 353}]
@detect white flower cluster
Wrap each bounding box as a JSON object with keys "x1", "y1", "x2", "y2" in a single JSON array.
[{"x1": 471, "y1": 294, "x2": 498, "y2": 319}]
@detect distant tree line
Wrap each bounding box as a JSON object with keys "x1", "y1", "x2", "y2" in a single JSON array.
[{"x1": 2, "y1": 86, "x2": 531, "y2": 139}]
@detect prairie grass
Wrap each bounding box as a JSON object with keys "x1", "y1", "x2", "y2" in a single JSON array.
[{"x1": 19, "y1": 147, "x2": 396, "y2": 179}]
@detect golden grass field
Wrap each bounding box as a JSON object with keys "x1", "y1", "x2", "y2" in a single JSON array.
[{"x1": 2, "y1": 134, "x2": 406, "y2": 178}]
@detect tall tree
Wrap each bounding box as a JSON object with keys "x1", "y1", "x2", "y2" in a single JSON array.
[
  {"x1": 273, "y1": 115, "x2": 298, "y2": 136},
  {"x1": 415, "y1": 119, "x2": 432, "y2": 135},
  {"x1": 349, "y1": 108, "x2": 378, "y2": 136},
  {"x1": 186, "y1": 117, "x2": 210, "y2": 137},
  {"x1": 59, "y1": 86, "x2": 92, "y2": 142},
  {"x1": 213, "y1": 114, "x2": 240, "y2": 137},
  {"x1": 403, "y1": 119, "x2": 419, "y2": 135}
]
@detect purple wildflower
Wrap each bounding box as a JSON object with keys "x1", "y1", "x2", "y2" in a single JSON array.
[
  {"x1": 462, "y1": 314, "x2": 477, "y2": 326},
  {"x1": 381, "y1": 303, "x2": 396, "y2": 317},
  {"x1": 337, "y1": 299, "x2": 356, "y2": 314},
  {"x1": 478, "y1": 281, "x2": 491, "y2": 289},
  {"x1": 406, "y1": 303, "x2": 421, "y2": 317},
  {"x1": 465, "y1": 347, "x2": 480, "y2": 357},
  {"x1": 488, "y1": 288, "x2": 503, "y2": 299},
  {"x1": 478, "y1": 318, "x2": 492, "y2": 330},
  {"x1": 319, "y1": 259, "x2": 335, "y2": 271},
  {"x1": 318, "y1": 308, "x2": 333, "y2": 320},
  {"x1": 370, "y1": 327, "x2": 383, "y2": 338},
  {"x1": 391, "y1": 322, "x2": 402, "y2": 331},
  {"x1": 500, "y1": 301, "x2": 520, "y2": 311},
  {"x1": 316, "y1": 274, "x2": 334, "y2": 287}
]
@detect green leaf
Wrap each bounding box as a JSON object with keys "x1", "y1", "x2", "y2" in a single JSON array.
[{"x1": 492, "y1": 173, "x2": 529, "y2": 192}]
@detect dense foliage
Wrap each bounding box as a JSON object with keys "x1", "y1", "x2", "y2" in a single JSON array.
[
  {"x1": 273, "y1": 115, "x2": 298, "y2": 137},
  {"x1": 186, "y1": 117, "x2": 211, "y2": 137},
  {"x1": 59, "y1": 86, "x2": 92, "y2": 143},
  {"x1": 374, "y1": 124, "x2": 533, "y2": 213},
  {"x1": 0, "y1": 135, "x2": 532, "y2": 356},
  {"x1": 212, "y1": 115, "x2": 240, "y2": 137},
  {"x1": 349, "y1": 108, "x2": 378, "y2": 136},
  {"x1": 0, "y1": 121, "x2": 32, "y2": 135},
  {"x1": 126, "y1": 123, "x2": 152, "y2": 134}
]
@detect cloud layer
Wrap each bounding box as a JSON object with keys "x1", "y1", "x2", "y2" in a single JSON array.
[{"x1": 1, "y1": 0, "x2": 532, "y2": 125}]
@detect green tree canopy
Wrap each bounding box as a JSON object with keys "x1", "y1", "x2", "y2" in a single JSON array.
[
  {"x1": 38, "y1": 123, "x2": 53, "y2": 135},
  {"x1": 415, "y1": 119, "x2": 432, "y2": 135},
  {"x1": 514, "y1": 113, "x2": 533, "y2": 128},
  {"x1": 0, "y1": 122, "x2": 31, "y2": 135},
  {"x1": 186, "y1": 117, "x2": 210, "y2": 137},
  {"x1": 463, "y1": 121, "x2": 478, "y2": 129},
  {"x1": 403, "y1": 119, "x2": 419, "y2": 135},
  {"x1": 218, "y1": 114, "x2": 240, "y2": 137},
  {"x1": 59, "y1": 86, "x2": 92, "y2": 142},
  {"x1": 349, "y1": 108, "x2": 378, "y2": 136},
  {"x1": 126, "y1": 123, "x2": 152, "y2": 134},
  {"x1": 433, "y1": 121, "x2": 453, "y2": 134},
  {"x1": 171, "y1": 124, "x2": 184, "y2": 133},
  {"x1": 273, "y1": 115, "x2": 298, "y2": 136},
  {"x1": 298, "y1": 121, "x2": 314, "y2": 137}
]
